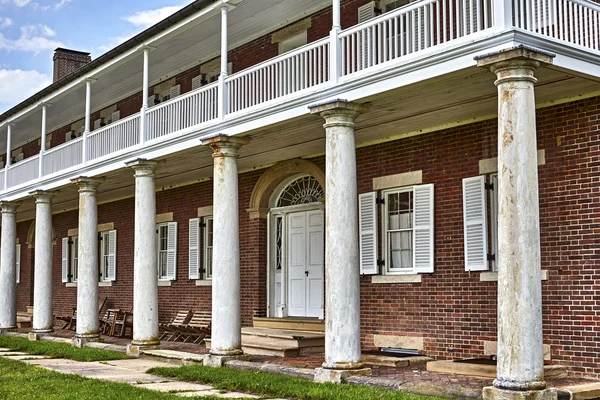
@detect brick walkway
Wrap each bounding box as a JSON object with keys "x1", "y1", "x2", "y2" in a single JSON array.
[{"x1": 35, "y1": 326, "x2": 600, "y2": 399}]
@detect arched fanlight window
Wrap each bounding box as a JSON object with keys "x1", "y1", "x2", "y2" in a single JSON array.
[{"x1": 276, "y1": 176, "x2": 324, "y2": 208}]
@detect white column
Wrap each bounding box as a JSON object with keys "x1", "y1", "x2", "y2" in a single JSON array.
[
  {"x1": 218, "y1": 6, "x2": 229, "y2": 120},
  {"x1": 125, "y1": 159, "x2": 159, "y2": 355},
  {"x1": 477, "y1": 48, "x2": 555, "y2": 399},
  {"x1": 329, "y1": 0, "x2": 342, "y2": 84},
  {"x1": 5, "y1": 124, "x2": 12, "y2": 190},
  {"x1": 39, "y1": 103, "x2": 48, "y2": 178},
  {"x1": 30, "y1": 190, "x2": 56, "y2": 335},
  {"x1": 309, "y1": 100, "x2": 370, "y2": 382},
  {"x1": 201, "y1": 135, "x2": 249, "y2": 366},
  {"x1": 83, "y1": 79, "x2": 94, "y2": 163},
  {"x1": 72, "y1": 177, "x2": 103, "y2": 345},
  {"x1": 140, "y1": 48, "x2": 151, "y2": 146},
  {"x1": 0, "y1": 201, "x2": 20, "y2": 330}
]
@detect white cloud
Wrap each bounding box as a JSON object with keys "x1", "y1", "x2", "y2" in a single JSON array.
[
  {"x1": 0, "y1": 69, "x2": 51, "y2": 113},
  {"x1": 0, "y1": 23, "x2": 62, "y2": 53},
  {"x1": 0, "y1": 0, "x2": 30, "y2": 6},
  {"x1": 123, "y1": 5, "x2": 184, "y2": 28},
  {"x1": 53, "y1": 0, "x2": 72, "y2": 10},
  {"x1": 0, "y1": 17, "x2": 12, "y2": 28}
]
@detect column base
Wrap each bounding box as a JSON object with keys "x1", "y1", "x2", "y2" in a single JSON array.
[
  {"x1": 127, "y1": 341, "x2": 160, "y2": 357},
  {"x1": 314, "y1": 367, "x2": 372, "y2": 383},
  {"x1": 28, "y1": 330, "x2": 52, "y2": 341},
  {"x1": 483, "y1": 386, "x2": 558, "y2": 400},
  {"x1": 0, "y1": 326, "x2": 17, "y2": 333},
  {"x1": 203, "y1": 354, "x2": 250, "y2": 368},
  {"x1": 72, "y1": 334, "x2": 100, "y2": 348}
]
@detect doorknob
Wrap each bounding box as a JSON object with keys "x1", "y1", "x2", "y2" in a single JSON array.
[{"x1": 305, "y1": 271, "x2": 309, "y2": 277}]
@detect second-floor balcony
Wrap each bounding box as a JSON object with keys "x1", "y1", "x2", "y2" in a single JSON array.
[{"x1": 0, "y1": 0, "x2": 599, "y2": 199}]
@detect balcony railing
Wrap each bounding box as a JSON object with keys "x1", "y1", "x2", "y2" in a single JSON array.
[{"x1": 3, "y1": 0, "x2": 599, "y2": 193}]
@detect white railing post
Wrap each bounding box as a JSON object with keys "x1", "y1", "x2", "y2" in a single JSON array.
[
  {"x1": 218, "y1": 4, "x2": 230, "y2": 121},
  {"x1": 39, "y1": 103, "x2": 48, "y2": 178},
  {"x1": 83, "y1": 78, "x2": 95, "y2": 164},
  {"x1": 5, "y1": 123, "x2": 12, "y2": 190},
  {"x1": 140, "y1": 46, "x2": 152, "y2": 146},
  {"x1": 330, "y1": 0, "x2": 342, "y2": 84},
  {"x1": 493, "y1": 0, "x2": 514, "y2": 30}
]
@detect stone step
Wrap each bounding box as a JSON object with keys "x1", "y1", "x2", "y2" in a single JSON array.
[
  {"x1": 242, "y1": 327, "x2": 324, "y2": 348},
  {"x1": 427, "y1": 359, "x2": 567, "y2": 380},
  {"x1": 252, "y1": 317, "x2": 325, "y2": 333},
  {"x1": 558, "y1": 382, "x2": 600, "y2": 400}
]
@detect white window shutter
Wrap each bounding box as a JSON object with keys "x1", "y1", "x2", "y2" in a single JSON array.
[
  {"x1": 358, "y1": 1, "x2": 376, "y2": 23},
  {"x1": 65, "y1": 131, "x2": 73, "y2": 142},
  {"x1": 463, "y1": 176, "x2": 488, "y2": 271},
  {"x1": 15, "y1": 244, "x2": 21, "y2": 284},
  {"x1": 359, "y1": 192, "x2": 379, "y2": 275},
  {"x1": 93, "y1": 119, "x2": 102, "y2": 130},
  {"x1": 167, "y1": 221, "x2": 177, "y2": 280},
  {"x1": 170, "y1": 84, "x2": 181, "y2": 99},
  {"x1": 148, "y1": 95, "x2": 156, "y2": 106},
  {"x1": 111, "y1": 110, "x2": 120, "y2": 123},
  {"x1": 188, "y1": 218, "x2": 200, "y2": 280},
  {"x1": 62, "y1": 237, "x2": 69, "y2": 283},
  {"x1": 413, "y1": 184, "x2": 434, "y2": 273},
  {"x1": 107, "y1": 230, "x2": 117, "y2": 281},
  {"x1": 191, "y1": 75, "x2": 204, "y2": 91}
]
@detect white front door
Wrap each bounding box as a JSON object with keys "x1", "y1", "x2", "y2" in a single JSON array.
[{"x1": 287, "y1": 210, "x2": 324, "y2": 318}]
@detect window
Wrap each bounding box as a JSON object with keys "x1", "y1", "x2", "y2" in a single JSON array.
[
  {"x1": 71, "y1": 236, "x2": 79, "y2": 282},
  {"x1": 15, "y1": 244, "x2": 21, "y2": 284},
  {"x1": 188, "y1": 216, "x2": 212, "y2": 280},
  {"x1": 62, "y1": 236, "x2": 78, "y2": 283},
  {"x1": 462, "y1": 175, "x2": 497, "y2": 272},
  {"x1": 157, "y1": 222, "x2": 177, "y2": 281},
  {"x1": 359, "y1": 184, "x2": 434, "y2": 275},
  {"x1": 99, "y1": 230, "x2": 117, "y2": 282}
]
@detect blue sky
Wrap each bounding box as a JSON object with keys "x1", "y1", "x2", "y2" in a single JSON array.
[{"x1": 0, "y1": 0, "x2": 188, "y2": 113}]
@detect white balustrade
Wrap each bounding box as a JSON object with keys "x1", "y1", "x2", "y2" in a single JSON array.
[
  {"x1": 226, "y1": 38, "x2": 330, "y2": 114},
  {"x1": 88, "y1": 113, "x2": 140, "y2": 161},
  {"x1": 341, "y1": 0, "x2": 492, "y2": 75},
  {"x1": 0, "y1": 171, "x2": 4, "y2": 191},
  {"x1": 43, "y1": 137, "x2": 83, "y2": 176},
  {"x1": 514, "y1": 0, "x2": 600, "y2": 50},
  {"x1": 7, "y1": 155, "x2": 39, "y2": 188},
  {"x1": 146, "y1": 83, "x2": 218, "y2": 141}
]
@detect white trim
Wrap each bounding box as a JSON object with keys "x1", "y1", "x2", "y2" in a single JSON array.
[
  {"x1": 98, "y1": 281, "x2": 113, "y2": 287},
  {"x1": 65, "y1": 282, "x2": 77, "y2": 288},
  {"x1": 195, "y1": 279, "x2": 212, "y2": 286},
  {"x1": 158, "y1": 280, "x2": 172, "y2": 287},
  {"x1": 371, "y1": 274, "x2": 422, "y2": 284},
  {"x1": 373, "y1": 171, "x2": 422, "y2": 191},
  {"x1": 479, "y1": 150, "x2": 546, "y2": 174}
]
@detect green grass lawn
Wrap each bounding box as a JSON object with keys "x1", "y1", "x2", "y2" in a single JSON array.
[
  {"x1": 0, "y1": 336, "x2": 128, "y2": 362},
  {"x1": 149, "y1": 364, "x2": 443, "y2": 400},
  {"x1": 0, "y1": 357, "x2": 232, "y2": 400}
]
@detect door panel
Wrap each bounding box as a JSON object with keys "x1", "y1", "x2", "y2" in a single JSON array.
[
  {"x1": 305, "y1": 210, "x2": 324, "y2": 318},
  {"x1": 287, "y1": 213, "x2": 307, "y2": 317}
]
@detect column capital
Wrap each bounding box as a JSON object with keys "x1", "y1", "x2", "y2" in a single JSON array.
[
  {"x1": 0, "y1": 201, "x2": 20, "y2": 213},
  {"x1": 201, "y1": 134, "x2": 250, "y2": 158},
  {"x1": 71, "y1": 177, "x2": 104, "y2": 193},
  {"x1": 29, "y1": 190, "x2": 56, "y2": 203},
  {"x1": 476, "y1": 46, "x2": 554, "y2": 85},
  {"x1": 309, "y1": 99, "x2": 369, "y2": 128},
  {"x1": 126, "y1": 159, "x2": 157, "y2": 177}
]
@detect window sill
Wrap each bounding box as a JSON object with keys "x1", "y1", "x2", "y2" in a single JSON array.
[
  {"x1": 195, "y1": 280, "x2": 212, "y2": 287},
  {"x1": 98, "y1": 281, "x2": 113, "y2": 287},
  {"x1": 65, "y1": 282, "x2": 77, "y2": 288},
  {"x1": 158, "y1": 280, "x2": 173, "y2": 287},
  {"x1": 372, "y1": 274, "x2": 422, "y2": 284},
  {"x1": 480, "y1": 270, "x2": 549, "y2": 282}
]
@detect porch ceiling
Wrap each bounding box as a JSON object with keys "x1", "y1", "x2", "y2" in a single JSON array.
[
  {"x1": 3, "y1": 0, "x2": 331, "y2": 152},
  {"x1": 14, "y1": 64, "x2": 598, "y2": 222}
]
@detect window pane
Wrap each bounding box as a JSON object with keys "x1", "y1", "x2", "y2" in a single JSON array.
[{"x1": 386, "y1": 190, "x2": 414, "y2": 271}]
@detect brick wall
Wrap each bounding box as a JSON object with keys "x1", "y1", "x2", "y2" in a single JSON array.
[{"x1": 15, "y1": 95, "x2": 599, "y2": 378}]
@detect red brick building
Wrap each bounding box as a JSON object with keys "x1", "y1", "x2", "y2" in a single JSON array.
[{"x1": 0, "y1": 0, "x2": 598, "y2": 398}]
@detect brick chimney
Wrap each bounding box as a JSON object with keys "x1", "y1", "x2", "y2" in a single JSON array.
[{"x1": 53, "y1": 48, "x2": 92, "y2": 82}]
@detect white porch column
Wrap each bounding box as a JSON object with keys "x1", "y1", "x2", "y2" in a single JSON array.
[
  {"x1": 125, "y1": 159, "x2": 159, "y2": 356},
  {"x1": 83, "y1": 79, "x2": 94, "y2": 163},
  {"x1": 309, "y1": 100, "x2": 371, "y2": 383},
  {"x1": 218, "y1": 5, "x2": 229, "y2": 121},
  {"x1": 4, "y1": 123, "x2": 12, "y2": 190},
  {"x1": 201, "y1": 134, "x2": 249, "y2": 367},
  {"x1": 39, "y1": 103, "x2": 48, "y2": 178},
  {"x1": 329, "y1": 0, "x2": 342, "y2": 84},
  {"x1": 140, "y1": 47, "x2": 151, "y2": 146},
  {"x1": 30, "y1": 190, "x2": 56, "y2": 337},
  {"x1": 477, "y1": 48, "x2": 556, "y2": 400},
  {"x1": 0, "y1": 201, "x2": 20, "y2": 331},
  {"x1": 72, "y1": 177, "x2": 103, "y2": 347}
]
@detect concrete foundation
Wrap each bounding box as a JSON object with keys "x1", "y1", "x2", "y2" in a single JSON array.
[
  {"x1": 126, "y1": 343, "x2": 160, "y2": 357},
  {"x1": 203, "y1": 354, "x2": 250, "y2": 368},
  {"x1": 72, "y1": 335, "x2": 100, "y2": 348},
  {"x1": 314, "y1": 367, "x2": 372, "y2": 383},
  {"x1": 483, "y1": 386, "x2": 558, "y2": 400}
]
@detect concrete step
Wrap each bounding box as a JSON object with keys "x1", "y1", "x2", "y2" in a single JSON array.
[
  {"x1": 242, "y1": 327, "x2": 324, "y2": 347},
  {"x1": 252, "y1": 317, "x2": 325, "y2": 333},
  {"x1": 427, "y1": 359, "x2": 567, "y2": 380},
  {"x1": 558, "y1": 382, "x2": 600, "y2": 400}
]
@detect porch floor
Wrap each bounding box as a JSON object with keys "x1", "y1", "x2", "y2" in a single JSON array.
[{"x1": 18, "y1": 325, "x2": 600, "y2": 399}]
